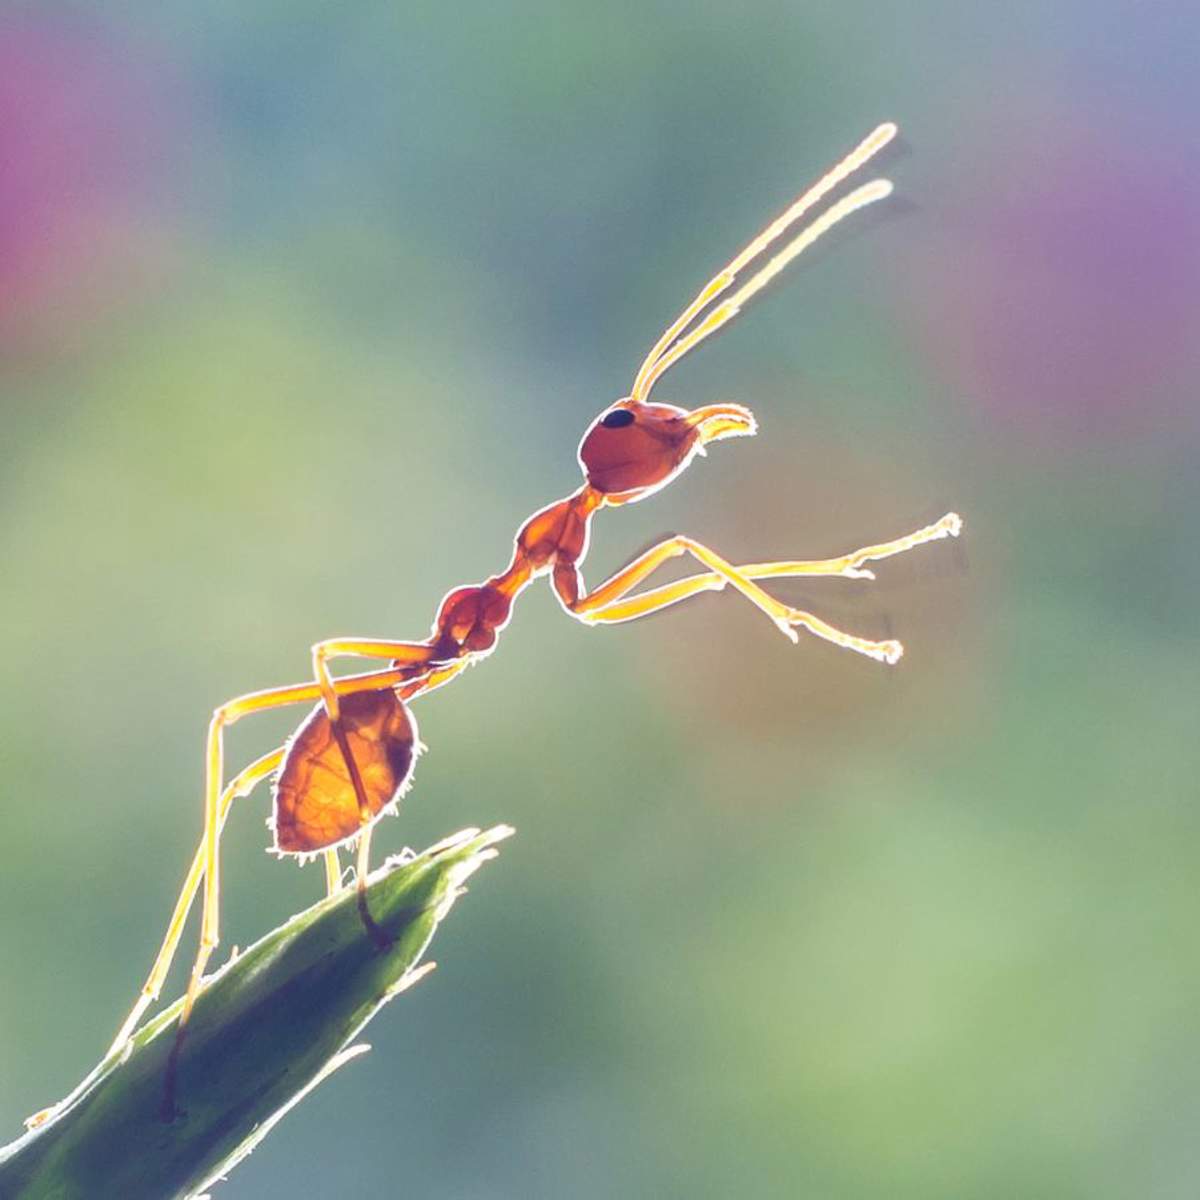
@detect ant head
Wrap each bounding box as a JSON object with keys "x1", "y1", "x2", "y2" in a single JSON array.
[
  {"x1": 578, "y1": 399, "x2": 756, "y2": 505},
  {"x1": 573, "y1": 123, "x2": 900, "y2": 507}
]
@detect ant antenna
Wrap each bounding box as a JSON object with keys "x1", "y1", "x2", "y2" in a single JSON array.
[
  {"x1": 630, "y1": 122, "x2": 898, "y2": 404},
  {"x1": 634, "y1": 179, "x2": 893, "y2": 401}
]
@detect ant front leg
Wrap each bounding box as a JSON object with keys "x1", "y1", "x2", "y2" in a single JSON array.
[
  {"x1": 561, "y1": 513, "x2": 962, "y2": 664},
  {"x1": 562, "y1": 534, "x2": 904, "y2": 660}
]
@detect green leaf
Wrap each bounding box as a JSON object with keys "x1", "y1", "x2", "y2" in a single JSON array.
[{"x1": 0, "y1": 825, "x2": 514, "y2": 1200}]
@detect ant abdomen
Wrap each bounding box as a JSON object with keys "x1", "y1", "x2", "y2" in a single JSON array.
[{"x1": 273, "y1": 689, "x2": 418, "y2": 855}]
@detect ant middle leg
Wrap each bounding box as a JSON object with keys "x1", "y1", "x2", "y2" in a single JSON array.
[
  {"x1": 308, "y1": 641, "x2": 448, "y2": 930},
  {"x1": 324, "y1": 848, "x2": 344, "y2": 896}
]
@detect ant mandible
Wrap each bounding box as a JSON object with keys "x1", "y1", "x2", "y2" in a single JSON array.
[{"x1": 107, "y1": 121, "x2": 962, "y2": 1078}]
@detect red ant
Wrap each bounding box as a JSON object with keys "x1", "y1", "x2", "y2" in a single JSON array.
[{"x1": 101, "y1": 121, "x2": 961, "y2": 1091}]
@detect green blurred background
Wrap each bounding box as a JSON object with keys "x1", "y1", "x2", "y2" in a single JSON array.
[{"x1": 2, "y1": 3, "x2": 1198, "y2": 1196}]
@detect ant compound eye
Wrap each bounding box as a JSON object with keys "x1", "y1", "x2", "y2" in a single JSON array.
[{"x1": 601, "y1": 408, "x2": 635, "y2": 429}]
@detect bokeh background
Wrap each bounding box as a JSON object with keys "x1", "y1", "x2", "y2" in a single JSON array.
[{"x1": 2, "y1": 2, "x2": 1198, "y2": 1196}]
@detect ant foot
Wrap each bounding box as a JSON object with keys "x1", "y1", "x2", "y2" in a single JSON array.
[
  {"x1": 933, "y1": 511, "x2": 963, "y2": 538},
  {"x1": 781, "y1": 607, "x2": 904, "y2": 664},
  {"x1": 874, "y1": 639, "x2": 904, "y2": 665}
]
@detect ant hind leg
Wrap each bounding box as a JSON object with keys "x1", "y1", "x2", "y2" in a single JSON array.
[
  {"x1": 105, "y1": 748, "x2": 284, "y2": 1060},
  {"x1": 159, "y1": 663, "x2": 419, "y2": 1119}
]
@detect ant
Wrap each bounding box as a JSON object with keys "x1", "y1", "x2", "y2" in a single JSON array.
[{"x1": 100, "y1": 121, "x2": 961, "y2": 1107}]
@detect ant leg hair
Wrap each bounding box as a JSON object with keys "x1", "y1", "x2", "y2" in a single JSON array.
[
  {"x1": 105, "y1": 749, "x2": 283, "y2": 1059},
  {"x1": 630, "y1": 122, "x2": 897, "y2": 402}
]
